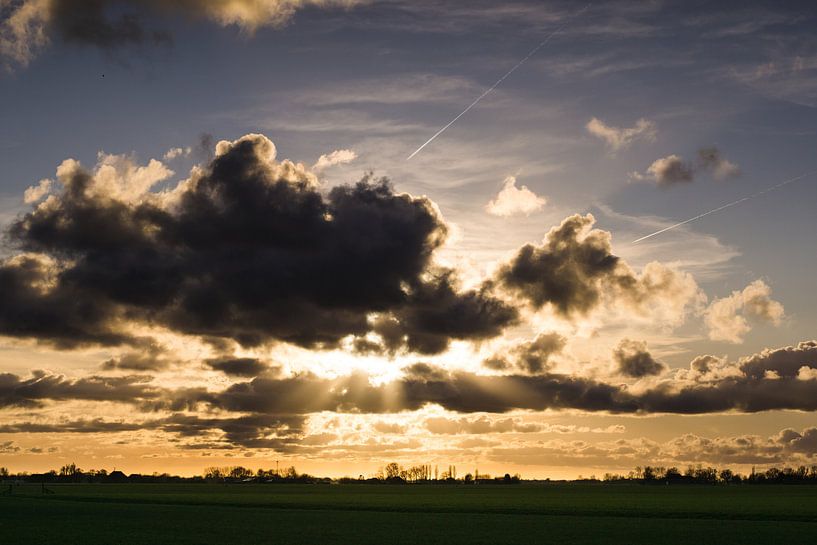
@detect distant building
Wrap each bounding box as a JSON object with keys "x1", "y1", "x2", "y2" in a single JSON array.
[{"x1": 107, "y1": 470, "x2": 127, "y2": 483}]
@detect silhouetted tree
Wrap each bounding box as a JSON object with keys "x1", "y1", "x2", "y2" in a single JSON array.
[{"x1": 385, "y1": 463, "x2": 401, "y2": 480}]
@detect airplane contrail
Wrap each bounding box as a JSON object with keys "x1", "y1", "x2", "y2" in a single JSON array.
[
  {"x1": 632, "y1": 169, "x2": 817, "y2": 244},
  {"x1": 406, "y1": 4, "x2": 591, "y2": 161}
]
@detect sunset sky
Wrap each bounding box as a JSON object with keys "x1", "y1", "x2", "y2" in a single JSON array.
[{"x1": 2, "y1": 0, "x2": 817, "y2": 479}]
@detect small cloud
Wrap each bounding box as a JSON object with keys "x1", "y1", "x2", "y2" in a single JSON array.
[
  {"x1": 632, "y1": 147, "x2": 740, "y2": 187},
  {"x1": 613, "y1": 338, "x2": 666, "y2": 378},
  {"x1": 705, "y1": 280, "x2": 784, "y2": 343},
  {"x1": 697, "y1": 147, "x2": 740, "y2": 180},
  {"x1": 586, "y1": 117, "x2": 656, "y2": 152},
  {"x1": 23, "y1": 179, "x2": 52, "y2": 204},
  {"x1": 485, "y1": 176, "x2": 546, "y2": 217},
  {"x1": 630, "y1": 154, "x2": 694, "y2": 186},
  {"x1": 163, "y1": 147, "x2": 192, "y2": 161},
  {"x1": 313, "y1": 149, "x2": 358, "y2": 172},
  {"x1": 0, "y1": 440, "x2": 21, "y2": 453}
]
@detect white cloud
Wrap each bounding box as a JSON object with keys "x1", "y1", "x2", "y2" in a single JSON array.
[
  {"x1": 23, "y1": 178, "x2": 52, "y2": 204},
  {"x1": 163, "y1": 147, "x2": 191, "y2": 161},
  {"x1": 485, "y1": 176, "x2": 546, "y2": 217},
  {"x1": 313, "y1": 149, "x2": 358, "y2": 172},
  {"x1": 705, "y1": 280, "x2": 784, "y2": 343},
  {"x1": 53, "y1": 153, "x2": 174, "y2": 204},
  {"x1": 586, "y1": 117, "x2": 656, "y2": 152}
]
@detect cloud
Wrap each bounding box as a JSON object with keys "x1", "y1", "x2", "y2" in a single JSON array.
[
  {"x1": 163, "y1": 147, "x2": 191, "y2": 161},
  {"x1": 0, "y1": 440, "x2": 21, "y2": 453},
  {"x1": 312, "y1": 149, "x2": 358, "y2": 172},
  {"x1": 205, "y1": 358, "x2": 273, "y2": 377},
  {"x1": 483, "y1": 332, "x2": 566, "y2": 374},
  {"x1": 612, "y1": 339, "x2": 665, "y2": 378},
  {"x1": 705, "y1": 280, "x2": 784, "y2": 343},
  {"x1": 1, "y1": 0, "x2": 364, "y2": 66},
  {"x1": 101, "y1": 346, "x2": 172, "y2": 372},
  {"x1": 425, "y1": 416, "x2": 542, "y2": 435},
  {"x1": 697, "y1": 147, "x2": 741, "y2": 180},
  {"x1": 23, "y1": 178, "x2": 52, "y2": 204},
  {"x1": 178, "y1": 340, "x2": 817, "y2": 417},
  {"x1": 631, "y1": 154, "x2": 694, "y2": 186},
  {"x1": 738, "y1": 340, "x2": 817, "y2": 380},
  {"x1": 0, "y1": 370, "x2": 165, "y2": 409},
  {"x1": 485, "y1": 176, "x2": 546, "y2": 217},
  {"x1": 489, "y1": 426, "x2": 817, "y2": 468},
  {"x1": 631, "y1": 147, "x2": 740, "y2": 186},
  {"x1": 494, "y1": 213, "x2": 702, "y2": 322},
  {"x1": 586, "y1": 117, "x2": 656, "y2": 151},
  {"x1": 5, "y1": 341, "x2": 817, "y2": 452},
  {"x1": 0, "y1": 133, "x2": 514, "y2": 353}
]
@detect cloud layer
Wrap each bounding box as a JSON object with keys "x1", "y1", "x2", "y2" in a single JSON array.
[{"x1": 1, "y1": 0, "x2": 363, "y2": 66}]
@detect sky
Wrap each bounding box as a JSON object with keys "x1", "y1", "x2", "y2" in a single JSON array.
[{"x1": 1, "y1": 0, "x2": 817, "y2": 480}]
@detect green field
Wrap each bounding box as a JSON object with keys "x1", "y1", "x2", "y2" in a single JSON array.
[{"x1": 2, "y1": 483, "x2": 817, "y2": 544}]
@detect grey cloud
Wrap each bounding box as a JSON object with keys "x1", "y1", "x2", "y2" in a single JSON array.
[
  {"x1": 494, "y1": 213, "x2": 698, "y2": 320},
  {"x1": 739, "y1": 340, "x2": 817, "y2": 379},
  {"x1": 634, "y1": 154, "x2": 694, "y2": 186},
  {"x1": 613, "y1": 338, "x2": 665, "y2": 378},
  {"x1": 484, "y1": 332, "x2": 566, "y2": 374},
  {"x1": 697, "y1": 147, "x2": 741, "y2": 180},
  {"x1": 495, "y1": 214, "x2": 621, "y2": 316},
  {"x1": 102, "y1": 342, "x2": 171, "y2": 371},
  {"x1": 0, "y1": 418, "x2": 145, "y2": 433},
  {"x1": 205, "y1": 358, "x2": 274, "y2": 378},
  {"x1": 632, "y1": 147, "x2": 740, "y2": 187},
  {"x1": 0, "y1": 370, "x2": 163, "y2": 409}
]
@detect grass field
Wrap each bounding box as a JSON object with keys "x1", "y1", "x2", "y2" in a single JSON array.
[{"x1": 2, "y1": 483, "x2": 817, "y2": 544}]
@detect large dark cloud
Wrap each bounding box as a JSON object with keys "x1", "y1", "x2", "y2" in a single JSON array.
[
  {"x1": 1, "y1": 134, "x2": 514, "y2": 353},
  {"x1": 493, "y1": 213, "x2": 696, "y2": 319},
  {"x1": 495, "y1": 214, "x2": 620, "y2": 315}
]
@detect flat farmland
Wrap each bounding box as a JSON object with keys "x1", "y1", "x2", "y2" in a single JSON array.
[{"x1": 2, "y1": 483, "x2": 817, "y2": 544}]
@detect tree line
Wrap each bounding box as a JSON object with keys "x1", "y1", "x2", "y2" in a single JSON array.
[
  {"x1": 6, "y1": 463, "x2": 817, "y2": 485},
  {"x1": 600, "y1": 464, "x2": 817, "y2": 484}
]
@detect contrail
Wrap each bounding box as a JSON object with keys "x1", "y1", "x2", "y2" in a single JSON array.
[
  {"x1": 406, "y1": 4, "x2": 591, "y2": 161},
  {"x1": 632, "y1": 169, "x2": 817, "y2": 244}
]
